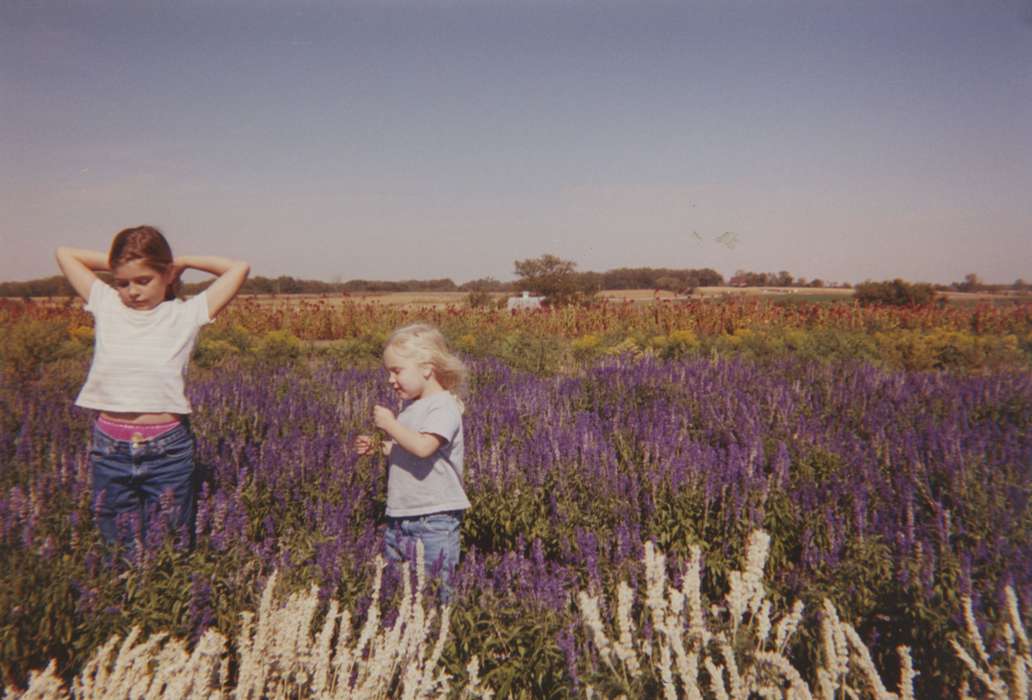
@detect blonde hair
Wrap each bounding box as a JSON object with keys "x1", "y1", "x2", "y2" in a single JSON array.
[{"x1": 385, "y1": 323, "x2": 468, "y2": 398}]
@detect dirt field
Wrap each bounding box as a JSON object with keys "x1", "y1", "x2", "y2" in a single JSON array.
[
  {"x1": 599, "y1": 287, "x2": 857, "y2": 302},
  {"x1": 236, "y1": 288, "x2": 861, "y2": 307}
]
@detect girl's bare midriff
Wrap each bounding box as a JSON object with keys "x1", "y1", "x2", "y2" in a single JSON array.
[{"x1": 101, "y1": 411, "x2": 181, "y2": 425}]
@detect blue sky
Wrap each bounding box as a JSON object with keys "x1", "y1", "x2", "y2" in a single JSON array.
[{"x1": 3, "y1": 0, "x2": 1030, "y2": 285}]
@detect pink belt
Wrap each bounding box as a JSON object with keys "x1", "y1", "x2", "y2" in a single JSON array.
[{"x1": 97, "y1": 415, "x2": 181, "y2": 442}]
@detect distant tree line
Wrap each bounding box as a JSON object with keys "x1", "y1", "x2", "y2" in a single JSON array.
[
  {"x1": 592, "y1": 266, "x2": 725, "y2": 292},
  {"x1": 726, "y1": 270, "x2": 851, "y2": 289},
  {"x1": 2, "y1": 268, "x2": 726, "y2": 298},
  {"x1": 0, "y1": 275, "x2": 76, "y2": 298},
  {"x1": 0, "y1": 274, "x2": 470, "y2": 298},
  {"x1": 202, "y1": 276, "x2": 466, "y2": 295},
  {"x1": 936, "y1": 273, "x2": 1031, "y2": 294},
  {"x1": 1, "y1": 265, "x2": 1027, "y2": 299}
]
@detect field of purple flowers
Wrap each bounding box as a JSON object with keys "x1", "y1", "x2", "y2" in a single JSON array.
[{"x1": 2, "y1": 350, "x2": 1031, "y2": 696}]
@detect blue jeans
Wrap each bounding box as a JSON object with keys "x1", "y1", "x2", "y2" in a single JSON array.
[
  {"x1": 384, "y1": 510, "x2": 463, "y2": 600},
  {"x1": 90, "y1": 420, "x2": 196, "y2": 548}
]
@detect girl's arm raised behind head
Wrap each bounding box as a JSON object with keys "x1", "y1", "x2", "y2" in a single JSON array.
[
  {"x1": 174, "y1": 255, "x2": 250, "y2": 319},
  {"x1": 55, "y1": 247, "x2": 108, "y2": 301}
]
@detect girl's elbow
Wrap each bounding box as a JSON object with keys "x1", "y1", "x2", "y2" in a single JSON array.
[
  {"x1": 224, "y1": 261, "x2": 249, "y2": 285},
  {"x1": 55, "y1": 247, "x2": 77, "y2": 269},
  {"x1": 415, "y1": 443, "x2": 438, "y2": 459}
]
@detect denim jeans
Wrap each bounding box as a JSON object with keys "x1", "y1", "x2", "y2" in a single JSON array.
[
  {"x1": 384, "y1": 510, "x2": 463, "y2": 600},
  {"x1": 90, "y1": 420, "x2": 196, "y2": 548}
]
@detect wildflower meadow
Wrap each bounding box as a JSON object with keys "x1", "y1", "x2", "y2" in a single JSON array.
[{"x1": 1, "y1": 296, "x2": 1031, "y2": 698}]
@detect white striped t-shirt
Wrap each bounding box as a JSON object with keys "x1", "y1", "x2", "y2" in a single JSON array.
[{"x1": 75, "y1": 279, "x2": 211, "y2": 414}]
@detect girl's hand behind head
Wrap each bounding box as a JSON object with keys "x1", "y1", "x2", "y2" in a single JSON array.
[{"x1": 170, "y1": 258, "x2": 188, "y2": 284}]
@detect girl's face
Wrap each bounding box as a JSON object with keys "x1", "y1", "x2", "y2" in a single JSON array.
[
  {"x1": 383, "y1": 345, "x2": 433, "y2": 400},
  {"x1": 112, "y1": 259, "x2": 172, "y2": 310}
]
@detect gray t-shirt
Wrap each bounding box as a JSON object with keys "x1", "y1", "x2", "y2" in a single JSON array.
[{"x1": 386, "y1": 391, "x2": 470, "y2": 517}]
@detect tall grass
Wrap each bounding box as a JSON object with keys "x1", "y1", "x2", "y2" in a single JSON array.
[{"x1": 7, "y1": 531, "x2": 1029, "y2": 698}]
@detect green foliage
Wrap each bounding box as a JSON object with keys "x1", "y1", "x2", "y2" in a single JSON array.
[
  {"x1": 316, "y1": 334, "x2": 387, "y2": 369},
  {"x1": 1, "y1": 305, "x2": 1026, "y2": 389},
  {"x1": 1, "y1": 548, "x2": 94, "y2": 686},
  {"x1": 0, "y1": 319, "x2": 90, "y2": 382},
  {"x1": 3, "y1": 297, "x2": 1030, "y2": 694},
  {"x1": 459, "y1": 276, "x2": 510, "y2": 293},
  {"x1": 445, "y1": 592, "x2": 571, "y2": 699},
  {"x1": 650, "y1": 329, "x2": 701, "y2": 359},
  {"x1": 194, "y1": 322, "x2": 254, "y2": 368},
  {"x1": 872, "y1": 328, "x2": 1023, "y2": 371},
  {"x1": 464, "y1": 289, "x2": 496, "y2": 309},
  {"x1": 192, "y1": 339, "x2": 241, "y2": 368},
  {"x1": 513, "y1": 254, "x2": 597, "y2": 307},
  {"x1": 570, "y1": 334, "x2": 603, "y2": 362},
  {"x1": 0, "y1": 276, "x2": 75, "y2": 298},
  {"x1": 495, "y1": 331, "x2": 570, "y2": 374},
  {"x1": 465, "y1": 482, "x2": 553, "y2": 554},
  {"x1": 855, "y1": 278, "x2": 937, "y2": 307},
  {"x1": 255, "y1": 329, "x2": 303, "y2": 363},
  {"x1": 953, "y1": 272, "x2": 984, "y2": 293}
]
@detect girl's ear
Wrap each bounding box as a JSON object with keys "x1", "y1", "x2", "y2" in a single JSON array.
[{"x1": 422, "y1": 364, "x2": 433, "y2": 379}]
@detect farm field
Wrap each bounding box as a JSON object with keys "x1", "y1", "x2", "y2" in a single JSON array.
[
  {"x1": 205, "y1": 286, "x2": 1032, "y2": 307},
  {"x1": 13, "y1": 286, "x2": 1027, "y2": 313},
  {"x1": 1, "y1": 296, "x2": 1031, "y2": 697}
]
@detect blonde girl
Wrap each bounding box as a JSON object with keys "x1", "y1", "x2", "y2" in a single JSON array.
[
  {"x1": 56, "y1": 226, "x2": 249, "y2": 547},
  {"x1": 354, "y1": 323, "x2": 469, "y2": 597}
]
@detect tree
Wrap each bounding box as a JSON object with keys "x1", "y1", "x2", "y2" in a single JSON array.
[
  {"x1": 654, "y1": 276, "x2": 681, "y2": 292},
  {"x1": 683, "y1": 268, "x2": 723, "y2": 289},
  {"x1": 465, "y1": 289, "x2": 496, "y2": 308},
  {"x1": 955, "y1": 273, "x2": 983, "y2": 293},
  {"x1": 854, "y1": 279, "x2": 936, "y2": 307},
  {"x1": 513, "y1": 254, "x2": 595, "y2": 306}
]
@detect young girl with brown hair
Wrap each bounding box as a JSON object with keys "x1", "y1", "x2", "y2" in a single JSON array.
[{"x1": 56, "y1": 226, "x2": 249, "y2": 547}]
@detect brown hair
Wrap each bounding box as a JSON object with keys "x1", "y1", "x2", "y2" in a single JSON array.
[{"x1": 108, "y1": 226, "x2": 178, "y2": 300}]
